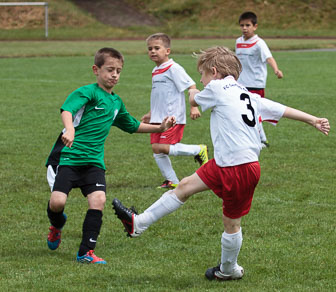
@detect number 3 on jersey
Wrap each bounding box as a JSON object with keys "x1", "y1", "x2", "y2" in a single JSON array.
[{"x1": 240, "y1": 93, "x2": 256, "y2": 127}]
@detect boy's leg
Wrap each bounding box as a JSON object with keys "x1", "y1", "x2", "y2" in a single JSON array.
[
  {"x1": 259, "y1": 122, "x2": 268, "y2": 146},
  {"x1": 113, "y1": 172, "x2": 209, "y2": 237},
  {"x1": 47, "y1": 191, "x2": 67, "y2": 250},
  {"x1": 153, "y1": 152, "x2": 179, "y2": 185},
  {"x1": 169, "y1": 143, "x2": 200, "y2": 156},
  {"x1": 77, "y1": 191, "x2": 106, "y2": 264},
  {"x1": 220, "y1": 215, "x2": 243, "y2": 274},
  {"x1": 169, "y1": 143, "x2": 209, "y2": 166},
  {"x1": 205, "y1": 216, "x2": 244, "y2": 281}
]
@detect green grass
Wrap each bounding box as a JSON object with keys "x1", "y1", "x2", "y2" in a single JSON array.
[
  {"x1": 1, "y1": 38, "x2": 336, "y2": 59},
  {"x1": 0, "y1": 43, "x2": 335, "y2": 291}
]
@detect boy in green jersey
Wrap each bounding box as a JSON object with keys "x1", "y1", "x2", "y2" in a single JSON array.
[{"x1": 45, "y1": 47, "x2": 175, "y2": 264}]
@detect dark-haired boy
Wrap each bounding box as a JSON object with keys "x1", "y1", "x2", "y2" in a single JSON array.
[
  {"x1": 45, "y1": 47, "x2": 175, "y2": 264},
  {"x1": 235, "y1": 11, "x2": 283, "y2": 147}
]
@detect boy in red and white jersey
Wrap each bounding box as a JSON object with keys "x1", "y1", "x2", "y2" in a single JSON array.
[
  {"x1": 113, "y1": 47, "x2": 329, "y2": 281},
  {"x1": 141, "y1": 33, "x2": 208, "y2": 189},
  {"x1": 235, "y1": 11, "x2": 283, "y2": 147}
]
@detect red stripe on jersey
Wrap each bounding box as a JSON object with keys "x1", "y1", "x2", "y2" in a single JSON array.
[
  {"x1": 152, "y1": 64, "x2": 173, "y2": 77},
  {"x1": 236, "y1": 41, "x2": 258, "y2": 48},
  {"x1": 264, "y1": 119, "x2": 279, "y2": 124}
]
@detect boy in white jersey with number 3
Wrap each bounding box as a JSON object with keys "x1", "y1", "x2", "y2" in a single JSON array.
[
  {"x1": 141, "y1": 33, "x2": 208, "y2": 189},
  {"x1": 113, "y1": 47, "x2": 329, "y2": 280}
]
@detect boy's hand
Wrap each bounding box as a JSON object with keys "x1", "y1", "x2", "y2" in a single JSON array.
[
  {"x1": 141, "y1": 112, "x2": 151, "y2": 124},
  {"x1": 275, "y1": 69, "x2": 283, "y2": 79},
  {"x1": 160, "y1": 116, "x2": 176, "y2": 132},
  {"x1": 315, "y1": 118, "x2": 330, "y2": 136},
  {"x1": 190, "y1": 106, "x2": 201, "y2": 120},
  {"x1": 61, "y1": 127, "x2": 75, "y2": 148}
]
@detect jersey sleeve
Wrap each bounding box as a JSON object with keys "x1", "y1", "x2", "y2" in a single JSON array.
[
  {"x1": 61, "y1": 87, "x2": 92, "y2": 115},
  {"x1": 258, "y1": 39, "x2": 272, "y2": 63},
  {"x1": 170, "y1": 64, "x2": 195, "y2": 92},
  {"x1": 112, "y1": 101, "x2": 140, "y2": 133},
  {"x1": 194, "y1": 82, "x2": 217, "y2": 112},
  {"x1": 257, "y1": 96, "x2": 286, "y2": 125}
]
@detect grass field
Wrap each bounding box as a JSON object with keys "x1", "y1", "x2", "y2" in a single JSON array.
[{"x1": 0, "y1": 41, "x2": 335, "y2": 291}]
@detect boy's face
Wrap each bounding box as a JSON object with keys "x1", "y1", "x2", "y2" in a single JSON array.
[
  {"x1": 239, "y1": 19, "x2": 257, "y2": 40},
  {"x1": 200, "y1": 68, "x2": 218, "y2": 87},
  {"x1": 92, "y1": 56, "x2": 123, "y2": 93},
  {"x1": 147, "y1": 39, "x2": 170, "y2": 66}
]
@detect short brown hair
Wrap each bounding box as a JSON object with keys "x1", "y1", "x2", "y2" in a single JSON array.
[
  {"x1": 196, "y1": 46, "x2": 242, "y2": 80},
  {"x1": 94, "y1": 47, "x2": 124, "y2": 68},
  {"x1": 146, "y1": 33, "x2": 171, "y2": 48},
  {"x1": 239, "y1": 11, "x2": 257, "y2": 25}
]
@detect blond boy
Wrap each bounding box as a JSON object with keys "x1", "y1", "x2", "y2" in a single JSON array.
[{"x1": 113, "y1": 47, "x2": 329, "y2": 280}]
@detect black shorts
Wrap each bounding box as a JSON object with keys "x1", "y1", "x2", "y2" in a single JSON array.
[{"x1": 52, "y1": 165, "x2": 106, "y2": 196}]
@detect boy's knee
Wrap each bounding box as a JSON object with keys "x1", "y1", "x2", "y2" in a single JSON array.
[
  {"x1": 175, "y1": 177, "x2": 194, "y2": 201},
  {"x1": 88, "y1": 191, "x2": 106, "y2": 210},
  {"x1": 49, "y1": 191, "x2": 67, "y2": 211},
  {"x1": 152, "y1": 144, "x2": 169, "y2": 154}
]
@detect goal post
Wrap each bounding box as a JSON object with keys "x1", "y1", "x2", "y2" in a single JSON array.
[{"x1": 0, "y1": 2, "x2": 48, "y2": 38}]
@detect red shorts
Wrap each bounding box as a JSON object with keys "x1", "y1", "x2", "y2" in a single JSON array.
[
  {"x1": 247, "y1": 88, "x2": 265, "y2": 98},
  {"x1": 196, "y1": 159, "x2": 260, "y2": 219},
  {"x1": 150, "y1": 124, "x2": 185, "y2": 145}
]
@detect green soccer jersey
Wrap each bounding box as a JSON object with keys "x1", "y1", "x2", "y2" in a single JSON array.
[{"x1": 46, "y1": 83, "x2": 140, "y2": 170}]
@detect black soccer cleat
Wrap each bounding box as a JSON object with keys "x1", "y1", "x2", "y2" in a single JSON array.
[
  {"x1": 112, "y1": 198, "x2": 140, "y2": 238},
  {"x1": 205, "y1": 264, "x2": 244, "y2": 281}
]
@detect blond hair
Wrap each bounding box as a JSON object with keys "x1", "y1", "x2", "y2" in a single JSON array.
[
  {"x1": 196, "y1": 46, "x2": 242, "y2": 80},
  {"x1": 146, "y1": 33, "x2": 171, "y2": 48}
]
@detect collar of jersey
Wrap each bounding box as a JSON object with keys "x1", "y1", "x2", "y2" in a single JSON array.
[
  {"x1": 154, "y1": 58, "x2": 174, "y2": 70},
  {"x1": 240, "y1": 34, "x2": 259, "y2": 43}
]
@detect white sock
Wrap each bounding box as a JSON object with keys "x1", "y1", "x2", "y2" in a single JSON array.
[
  {"x1": 135, "y1": 190, "x2": 184, "y2": 232},
  {"x1": 169, "y1": 143, "x2": 201, "y2": 156},
  {"x1": 220, "y1": 228, "x2": 242, "y2": 274},
  {"x1": 153, "y1": 153, "x2": 179, "y2": 183},
  {"x1": 259, "y1": 121, "x2": 267, "y2": 142}
]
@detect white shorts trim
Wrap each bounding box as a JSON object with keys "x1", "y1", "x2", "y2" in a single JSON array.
[{"x1": 47, "y1": 165, "x2": 57, "y2": 191}]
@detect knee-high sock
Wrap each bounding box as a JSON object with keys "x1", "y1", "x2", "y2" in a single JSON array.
[
  {"x1": 135, "y1": 190, "x2": 184, "y2": 232},
  {"x1": 259, "y1": 121, "x2": 267, "y2": 142},
  {"x1": 153, "y1": 153, "x2": 179, "y2": 183},
  {"x1": 169, "y1": 143, "x2": 201, "y2": 156},
  {"x1": 220, "y1": 228, "x2": 242, "y2": 273},
  {"x1": 47, "y1": 201, "x2": 66, "y2": 229},
  {"x1": 78, "y1": 209, "x2": 103, "y2": 256}
]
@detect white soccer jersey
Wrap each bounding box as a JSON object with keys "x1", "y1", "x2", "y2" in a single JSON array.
[
  {"x1": 194, "y1": 76, "x2": 286, "y2": 167},
  {"x1": 235, "y1": 35, "x2": 272, "y2": 88},
  {"x1": 150, "y1": 59, "x2": 195, "y2": 124}
]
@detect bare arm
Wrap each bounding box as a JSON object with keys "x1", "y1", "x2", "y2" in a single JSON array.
[
  {"x1": 188, "y1": 85, "x2": 201, "y2": 120},
  {"x1": 136, "y1": 116, "x2": 176, "y2": 133},
  {"x1": 267, "y1": 57, "x2": 283, "y2": 79},
  {"x1": 283, "y1": 107, "x2": 330, "y2": 136},
  {"x1": 61, "y1": 110, "x2": 75, "y2": 148},
  {"x1": 189, "y1": 88, "x2": 200, "y2": 107}
]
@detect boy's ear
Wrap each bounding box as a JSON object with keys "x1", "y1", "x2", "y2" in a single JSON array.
[
  {"x1": 212, "y1": 67, "x2": 217, "y2": 76},
  {"x1": 166, "y1": 48, "x2": 171, "y2": 55},
  {"x1": 92, "y1": 64, "x2": 98, "y2": 75}
]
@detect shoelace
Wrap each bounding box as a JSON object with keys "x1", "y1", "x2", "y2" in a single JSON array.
[
  {"x1": 87, "y1": 250, "x2": 104, "y2": 261},
  {"x1": 48, "y1": 226, "x2": 60, "y2": 240}
]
